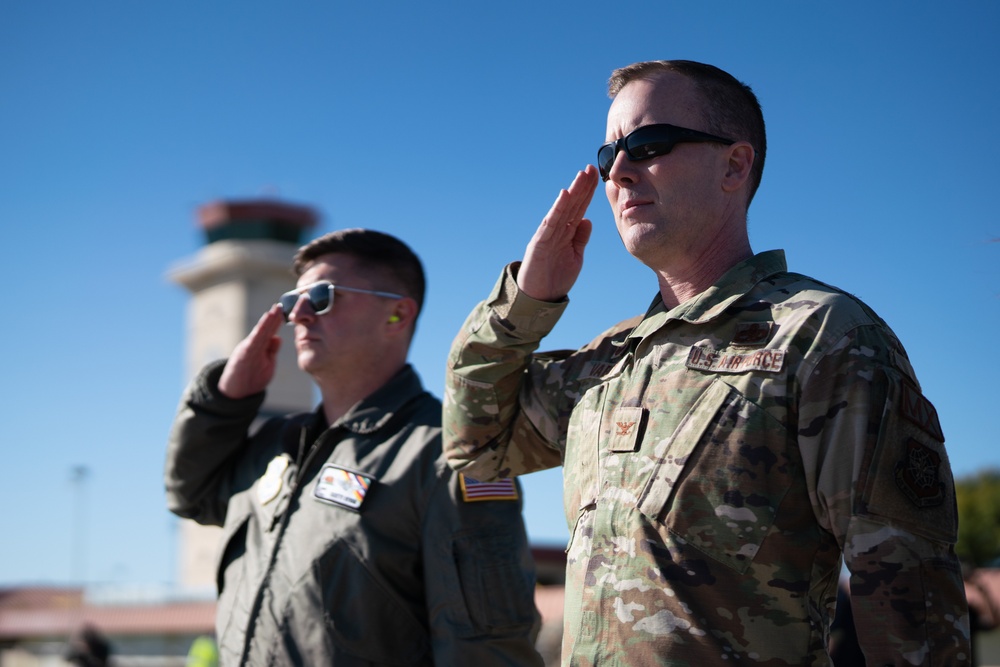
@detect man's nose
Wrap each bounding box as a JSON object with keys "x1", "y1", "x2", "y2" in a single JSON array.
[
  {"x1": 287, "y1": 294, "x2": 315, "y2": 324},
  {"x1": 607, "y1": 149, "x2": 638, "y2": 184}
]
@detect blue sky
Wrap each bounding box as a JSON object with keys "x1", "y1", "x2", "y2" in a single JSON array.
[{"x1": 1, "y1": 2, "x2": 997, "y2": 589}]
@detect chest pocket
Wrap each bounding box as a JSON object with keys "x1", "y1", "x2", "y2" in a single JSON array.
[{"x1": 636, "y1": 378, "x2": 797, "y2": 573}]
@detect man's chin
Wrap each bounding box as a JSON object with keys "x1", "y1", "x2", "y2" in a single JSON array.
[
  {"x1": 296, "y1": 352, "x2": 319, "y2": 373},
  {"x1": 619, "y1": 227, "x2": 656, "y2": 259}
]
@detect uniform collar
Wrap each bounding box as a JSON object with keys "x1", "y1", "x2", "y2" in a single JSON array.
[
  {"x1": 627, "y1": 250, "x2": 787, "y2": 341},
  {"x1": 319, "y1": 364, "x2": 426, "y2": 435}
]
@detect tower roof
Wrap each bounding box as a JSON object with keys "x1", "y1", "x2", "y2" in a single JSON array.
[{"x1": 197, "y1": 199, "x2": 318, "y2": 244}]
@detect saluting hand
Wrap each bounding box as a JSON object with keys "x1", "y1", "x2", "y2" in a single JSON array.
[
  {"x1": 218, "y1": 303, "x2": 285, "y2": 399},
  {"x1": 517, "y1": 165, "x2": 599, "y2": 302}
]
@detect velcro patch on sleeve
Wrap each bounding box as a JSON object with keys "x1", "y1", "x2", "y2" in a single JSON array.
[
  {"x1": 460, "y1": 475, "x2": 519, "y2": 502},
  {"x1": 893, "y1": 438, "x2": 946, "y2": 508},
  {"x1": 899, "y1": 384, "x2": 945, "y2": 442},
  {"x1": 862, "y1": 373, "x2": 957, "y2": 543}
]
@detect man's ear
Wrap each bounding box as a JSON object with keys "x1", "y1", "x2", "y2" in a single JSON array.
[
  {"x1": 386, "y1": 297, "x2": 418, "y2": 330},
  {"x1": 721, "y1": 142, "x2": 755, "y2": 194}
]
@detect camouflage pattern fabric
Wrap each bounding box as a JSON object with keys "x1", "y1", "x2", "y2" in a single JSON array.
[{"x1": 444, "y1": 250, "x2": 970, "y2": 666}]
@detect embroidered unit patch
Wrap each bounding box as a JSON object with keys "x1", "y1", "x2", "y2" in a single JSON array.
[
  {"x1": 731, "y1": 321, "x2": 774, "y2": 347},
  {"x1": 460, "y1": 475, "x2": 519, "y2": 502},
  {"x1": 894, "y1": 438, "x2": 945, "y2": 508},
  {"x1": 313, "y1": 464, "x2": 373, "y2": 511},
  {"x1": 257, "y1": 454, "x2": 290, "y2": 506}
]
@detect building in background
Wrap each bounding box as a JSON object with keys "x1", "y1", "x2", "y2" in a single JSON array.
[
  {"x1": 0, "y1": 587, "x2": 214, "y2": 666},
  {"x1": 0, "y1": 199, "x2": 318, "y2": 667},
  {"x1": 165, "y1": 198, "x2": 318, "y2": 593}
]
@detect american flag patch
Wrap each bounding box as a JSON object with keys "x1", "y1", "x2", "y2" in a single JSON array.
[{"x1": 459, "y1": 475, "x2": 519, "y2": 502}]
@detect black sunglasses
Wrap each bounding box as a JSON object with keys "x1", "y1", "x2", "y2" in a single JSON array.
[
  {"x1": 597, "y1": 123, "x2": 736, "y2": 181},
  {"x1": 278, "y1": 281, "x2": 403, "y2": 323}
]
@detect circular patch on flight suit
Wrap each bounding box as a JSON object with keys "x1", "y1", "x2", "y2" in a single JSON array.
[{"x1": 257, "y1": 454, "x2": 290, "y2": 505}]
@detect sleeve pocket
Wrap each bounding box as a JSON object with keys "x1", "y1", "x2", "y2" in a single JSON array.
[
  {"x1": 862, "y1": 374, "x2": 957, "y2": 544},
  {"x1": 453, "y1": 531, "x2": 538, "y2": 634}
]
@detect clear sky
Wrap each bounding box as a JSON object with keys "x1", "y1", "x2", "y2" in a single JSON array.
[{"x1": 1, "y1": 1, "x2": 997, "y2": 590}]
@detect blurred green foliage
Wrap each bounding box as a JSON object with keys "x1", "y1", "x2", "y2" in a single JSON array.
[{"x1": 956, "y1": 469, "x2": 1000, "y2": 567}]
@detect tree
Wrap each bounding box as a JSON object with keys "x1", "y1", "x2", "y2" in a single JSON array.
[{"x1": 955, "y1": 468, "x2": 1000, "y2": 567}]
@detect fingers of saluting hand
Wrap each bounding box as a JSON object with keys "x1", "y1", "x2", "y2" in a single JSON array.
[
  {"x1": 246, "y1": 304, "x2": 285, "y2": 350},
  {"x1": 219, "y1": 305, "x2": 284, "y2": 399},
  {"x1": 535, "y1": 165, "x2": 599, "y2": 243},
  {"x1": 566, "y1": 164, "x2": 600, "y2": 220},
  {"x1": 518, "y1": 166, "x2": 599, "y2": 302}
]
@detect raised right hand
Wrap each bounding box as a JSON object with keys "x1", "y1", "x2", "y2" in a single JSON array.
[
  {"x1": 218, "y1": 303, "x2": 284, "y2": 399},
  {"x1": 517, "y1": 165, "x2": 599, "y2": 302}
]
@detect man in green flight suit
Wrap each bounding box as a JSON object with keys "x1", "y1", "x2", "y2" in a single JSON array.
[{"x1": 167, "y1": 228, "x2": 543, "y2": 666}]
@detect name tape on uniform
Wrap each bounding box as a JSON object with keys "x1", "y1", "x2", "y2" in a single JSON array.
[{"x1": 686, "y1": 346, "x2": 785, "y2": 374}]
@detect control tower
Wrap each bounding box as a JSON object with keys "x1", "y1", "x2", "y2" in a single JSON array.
[{"x1": 167, "y1": 199, "x2": 318, "y2": 592}]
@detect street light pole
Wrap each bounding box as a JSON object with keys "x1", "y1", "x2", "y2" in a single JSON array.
[{"x1": 70, "y1": 465, "x2": 89, "y2": 584}]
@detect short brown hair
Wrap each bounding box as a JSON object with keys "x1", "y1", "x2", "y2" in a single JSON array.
[
  {"x1": 293, "y1": 228, "x2": 426, "y2": 317},
  {"x1": 608, "y1": 60, "x2": 767, "y2": 207}
]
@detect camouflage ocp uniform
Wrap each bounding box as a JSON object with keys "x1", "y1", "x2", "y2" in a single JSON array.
[{"x1": 443, "y1": 250, "x2": 970, "y2": 666}]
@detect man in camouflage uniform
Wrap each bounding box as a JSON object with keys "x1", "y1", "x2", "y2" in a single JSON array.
[
  {"x1": 443, "y1": 61, "x2": 970, "y2": 665},
  {"x1": 167, "y1": 229, "x2": 543, "y2": 666}
]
